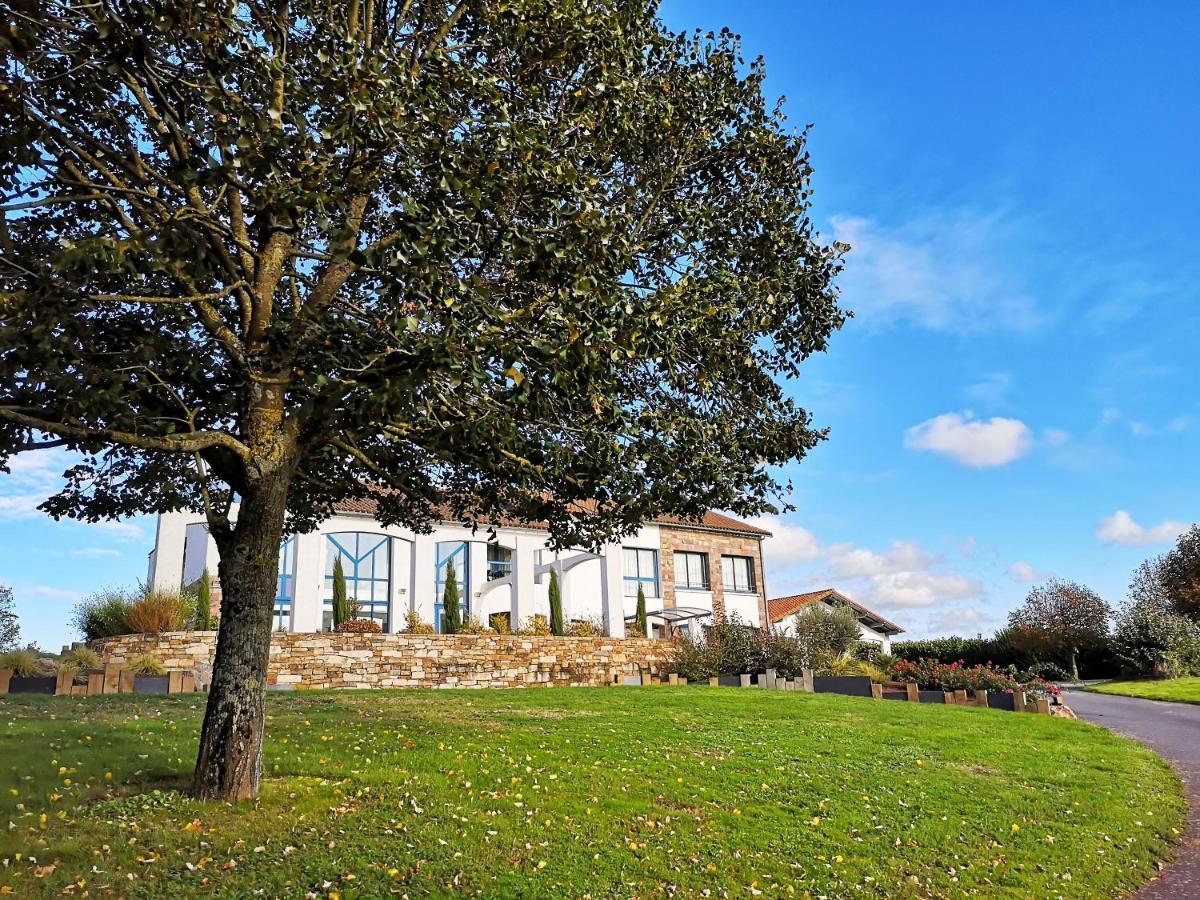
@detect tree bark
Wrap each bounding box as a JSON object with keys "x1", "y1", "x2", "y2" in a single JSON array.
[
  {"x1": 1070, "y1": 647, "x2": 1079, "y2": 683},
  {"x1": 191, "y1": 472, "x2": 291, "y2": 801}
]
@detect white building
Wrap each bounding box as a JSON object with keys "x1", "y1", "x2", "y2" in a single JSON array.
[
  {"x1": 767, "y1": 588, "x2": 903, "y2": 652},
  {"x1": 147, "y1": 499, "x2": 771, "y2": 638}
]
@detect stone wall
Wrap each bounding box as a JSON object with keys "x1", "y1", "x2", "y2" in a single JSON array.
[{"x1": 91, "y1": 632, "x2": 675, "y2": 690}]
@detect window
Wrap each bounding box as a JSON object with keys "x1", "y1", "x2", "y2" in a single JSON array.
[
  {"x1": 486, "y1": 544, "x2": 513, "y2": 581},
  {"x1": 721, "y1": 555, "x2": 756, "y2": 593},
  {"x1": 274, "y1": 537, "x2": 296, "y2": 631},
  {"x1": 674, "y1": 551, "x2": 709, "y2": 591},
  {"x1": 325, "y1": 533, "x2": 392, "y2": 631},
  {"x1": 623, "y1": 547, "x2": 659, "y2": 597},
  {"x1": 435, "y1": 541, "x2": 470, "y2": 632}
]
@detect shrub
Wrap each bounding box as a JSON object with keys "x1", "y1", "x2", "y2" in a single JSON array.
[
  {"x1": 888, "y1": 657, "x2": 1061, "y2": 700},
  {"x1": 702, "y1": 615, "x2": 756, "y2": 675},
  {"x1": 566, "y1": 618, "x2": 603, "y2": 637},
  {"x1": 442, "y1": 559, "x2": 462, "y2": 634},
  {"x1": 634, "y1": 584, "x2": 648, "y2": 638},
  {"x1": 194, "y1": 570, "x2": 214, "y2": 631},
  {"x1": 891, "y1": 634, "x2": 1027, "y2": 669},
  {"x1": 126, "y1": 653, "x2": 165, "y2": 675},
  {"x1": 71, "y1": 589, "x2": 135, "y2": 641},
  {"x1": 488, "y1": 612, "x2": 512, "y2": 635},
  {"x1": 792, "y1": 603, "x2": 861, "y2": 670},
  {"x1": 518, "y1": 614, "x2": 550, "y2": 636},
  {"x1": 0, "y1": 647, "x2": 40, "y2": 677},
  {"x1": 331, "y1": 558, "x2": 350, "y2": 628},
  {"x1": 750, "y1": 628, "x2": 807, "y2": 678},
  {"x1": 60, "y1": 646, "x2": 101, "y2": 670},
  {"x1": 402, "y1": 611, "x2": 435, "y2": 635},
  {"x1": 671, "y1": 632, "x2": 713, "y2": 682},
  {"x1": 125, "y1": 590, "x2": 189, "y2": 633},
  {"x1": 1112, "y1": 599, "x2": 1200, "y2": 678},
  {"x1": 822, "y1": 656, "x2": 886, "y2": 682},
  {"x1": 459, "y1": 615, "x2": 491, "y2": 634},
  {"x1": 1023, "y1": 661, "x2": 1069, "y2": 682},
  {"x1": 334, "y1": 619, "x2": 382, "y2": 634}
]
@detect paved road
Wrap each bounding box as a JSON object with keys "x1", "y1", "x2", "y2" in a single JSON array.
[{"x1": 1064, "y1": 688, "x2": 1200, "y2": 899}]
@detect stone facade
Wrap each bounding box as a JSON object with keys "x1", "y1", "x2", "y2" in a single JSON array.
[
  {"x1": 92, "y1": 632, "x2": 675, "y2": 690},
  {"x1": 659, "y1": 527, "x2": 768, "y2": 623}
]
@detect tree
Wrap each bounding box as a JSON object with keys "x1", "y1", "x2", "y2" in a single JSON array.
[
  {"x1": 635, "y1": 585, "x2": 648, "y2": 638},
  {"x1": 442, "y1": 559, "x2": 461, "y2": 635},
  {"x1": 0, "y1": 585, "x2": 18, "y2": 651},
  {"x1": 195, "y1": 570, "x2": 214, "y2": 631},
  {"x1": 1160, "y1": 525, "x2": 1200, "y2": 621},
  {"x1": 548, "y1": 569, "x2": 564, "y2": 636},
  {"x1": 792, "y1": 603, "x2": 860, "y2": 670},
  {"x1": 0, "y1": 1, "x2": 844, "y2": 801},
  {"x1": 331, "y1": 558, "x2": 350, "y2": 628},
  {"x1": 1007, "y1": 580, "x2": 1112, "y2": 681}
]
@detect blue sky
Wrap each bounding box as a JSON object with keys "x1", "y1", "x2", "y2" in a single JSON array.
[{"x1": 3, "y1": 3, "x2": 1199, "y2": 648}]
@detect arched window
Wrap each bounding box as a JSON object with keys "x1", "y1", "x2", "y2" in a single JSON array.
[
  {"x1": 435, "y1": 541, "x2": 470, "y2": 632},
  {"x1": 274, "y1": 536, "x2": 296, "y2": 631},
  {"x1": 325, "y1": 532, "x2": 392, "y2": 631}
]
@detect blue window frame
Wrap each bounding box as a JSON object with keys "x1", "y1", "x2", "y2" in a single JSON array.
[
  {"x1": 623, "y1": 547, "x2": 659, "y2": 597},
  {"x1": 486, "y1": 543, "x2": 513, "y2": 581},
  {"x1": 325, "y1": 532, "x2": 392, "y2": 631},
  {"x1": 274, "y1": 536, "x2": 296, "y2": 630},
  {"x1": 435, "y1": 541, "x2": 470, "y2": 632}
]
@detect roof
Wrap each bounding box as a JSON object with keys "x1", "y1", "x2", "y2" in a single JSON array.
[
  {"x1": 767, "y1": 588, "x2": 904, "y2": 636},
  {"x1": 331, "y1": 496, "x2": 769, "y2": 537}
]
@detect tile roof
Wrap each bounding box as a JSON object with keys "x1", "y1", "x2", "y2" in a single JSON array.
[
  {"x1": 767, "y1": 588, "x2": 904, "y2": 636},
  {"x1": 330, "y1": 496, "x2": 770, "y2": 537}
]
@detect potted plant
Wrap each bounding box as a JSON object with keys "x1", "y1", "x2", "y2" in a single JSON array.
[
  {"x1": 125, "y1": 654, "x2": 169, "y2": 694},
  {"x1": 1, "y1": 648, "x2": 58, "y2": 694}
]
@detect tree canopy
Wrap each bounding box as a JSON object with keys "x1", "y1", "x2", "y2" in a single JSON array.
[{"x1": 1008, "y1": 579, "x2": 1111, "y2": 681}]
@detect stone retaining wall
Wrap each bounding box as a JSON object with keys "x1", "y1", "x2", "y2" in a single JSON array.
[{"x1": 91, "y1": 632, "x2": 675, "y2": 690}]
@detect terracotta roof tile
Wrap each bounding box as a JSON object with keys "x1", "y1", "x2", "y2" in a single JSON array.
[{"x1": 767, "y1": 588, "x2": 904, "y2": 635}]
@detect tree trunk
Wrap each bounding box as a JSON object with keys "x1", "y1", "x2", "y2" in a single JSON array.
[
  {"x1": 192, "y1": 473, "x2": 290, "y2": 801},
  {"x1": 1070, "y1": 647, "x2": 1079, "y2": 683}
]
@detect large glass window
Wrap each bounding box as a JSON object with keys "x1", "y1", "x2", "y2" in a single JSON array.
[
  {"x1": 674, "y1": 551, "x2": 709, "y2": 591},
  {"x1": 274, "y1": 536, "x2": 296, "y2": 631},
  {"x1": 721, "y1": 555, "x2": 756, "y2": 593},
  {"x1": 486, "y1": 544, "x2": 513, "y2": 581},
  {"x1": 435, "y1": 541, "x2": 470, "y2": 632},
  {"x1": 623, "y1": 547, "x2": 659, "y2": 597},
  {"x1": 325, "y1": 532, "x2": 392, "y2": 631}
]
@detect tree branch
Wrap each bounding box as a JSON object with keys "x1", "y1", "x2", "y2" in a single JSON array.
[{"x1": 0, "y1": 408, "x2": 250, "y2": 458}]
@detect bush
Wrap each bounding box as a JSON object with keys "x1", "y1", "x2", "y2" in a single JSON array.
[
  {"x1": 793, "y1": 603, "x2": 861, "y2": 670},
  {"x1": 126, "y1": 653, "x2": 165, "y2": 675},
  {"x1": 71, "y1": 589, "x2": 135, "y2": 641},
  {"x1": 459, "y1": 615, "x2": 491, "y2": 634},
  {"x1": 823, "y1": 656, "x2": 887, "y2": 682},
  {"x1": 125, "y1": 590, "x2": 190, "y2": 633},
  {"x1": 334, "y1": 619, "x2": 382, "y2": 634},
  {"x1": 1023, "y1": 661, "x2": 1069, "y2": 682},
  {"x1": 60, "y1": 646, "x2": 101, "y2": 670},
  {"x1": 1112, "y1": 599, "x2": 1200, "y2": 678},
  {"x1": 702, "y1": 615, "x2": 756, "y2": 675},
  {"x1": 566, "y1": 618, "x2": 603, "y2": 637},
  {"x1": 750, "y1": 628, "x2": 807, "y2": 678},
  {"x1": 889, "y1": 658, "x2": 1061, "y2": 700},
  {"x1": 401, "y1": 611, "x2": 435, "y2": 635},
  {"x1": 0, "y1": 647, "x2": 40, "y2": 677},
  {"x1": 488, "y1": 612, "x2": 512, "y2": 635},
  {"x1": 518, "y1": 614, "x2": 550, "y2": 636},
  {"x1": 193, "y1": 570, "x2": 214, "y2": 631}
]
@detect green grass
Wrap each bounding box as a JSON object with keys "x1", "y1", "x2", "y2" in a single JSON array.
[
  {"x1": 1090, "y1": 677, "x2": 1200, "y2": 704},
  {"x1": 0, "y1": 688, "x2": 1184, "y2": 898}
]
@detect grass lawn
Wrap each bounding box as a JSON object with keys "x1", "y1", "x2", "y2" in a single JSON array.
[
  {"x1": 0, "y1": 688, "x2": 1184, "y2": 898},
  {"x1": 1090, "y1": 677, "x2": 1200, "y2": 705}
]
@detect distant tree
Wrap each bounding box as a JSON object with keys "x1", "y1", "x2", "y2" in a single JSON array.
[
  {"x1": 635, "y1": 585, "x2": 649, "y2": 638},
  {"x1": 331, "y1": 558, "x2": 350, "y2": 629},
  {"x1": 195, "y1": 570, "x2": 214, "y2": 631},
  {"x1": 1159, "y1": 525, "x2": 1200, "y2": 621},
  {"x1": 548, "y1": 569, "x2": 564, "y2": 637},
  {"x1": 1, "y1": 0, "x2": 844, "y2": 801},
  {"x1": 792, "y1": 603, "x2": 861, "y2": 670},
  {"x1": 442, "y1": 559, "x2": 462, "y2": 635},
  {"x1": 0, "y1": 585, "x2": 18, "y2": 651},
  {"x1": 1008, "y1": 580, "x2": 1112, "y2": 681}
]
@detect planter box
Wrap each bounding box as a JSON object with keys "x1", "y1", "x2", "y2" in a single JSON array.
[
  {"x1": 917, "y1": 690, "x2": 946, "y2": 704},
  {"x1": 812, "y1": 675, "x2": 874, "y2": 698},
  {"x1": 987, "y1": 693, "x2": 1017, "y2": 711},
  {"x1": 8, "y1": 675, "x2": 57, "y2": 694},
  {"x1": 881, "y1": 689, "x2": 908, "y2": 701},
  {"x1": 717, "y1": 675, "x2": 742, "y2": 687},
  {"x1": 132, "y1": 675, "x2": 170, "y2": 694}
]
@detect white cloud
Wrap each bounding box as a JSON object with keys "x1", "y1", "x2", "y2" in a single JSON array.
[
  {"x1": 923, "y1": 605, "x2": 998, "y2": 637},
  {"x1": 4, "y1": 447, "x2": 76, "y2": 490},
  {"x1": 1167, "y1": 414, "x2": 1193, "y2": 433},
  {"x1": 830, "y1": 212, "x2": 1041, "y2": 333},
  {"x1": 91, "y1": 519, "x2": 145, "y2": 542},
  {"x1": 71, "y1": 547, "x2": 120, "y2": 559},
  {"x1": 1042, "y1": 428, "x2": 1070, "y2": 447},
  {"x1": 750, "y1": 516, "x2": 821, "y2": 569},
  {"x1": 1096, "y1": 510, "x2": 1189, "y2": 547},
  {"x1": 824, "y1": 540, "x2": 934, "y2": 579},
  {"x1": 868, "y1": 570, "x2": 982, "y2": 608},
  {"x1": 0, "y1": 493, "x2": 45, "y2": 521},
  {"x1": 1007, "y1": 560, "x2": 1052, "y2": 583},
  {"x1": 904, "y1": 412, "x2": 1033, "y2": 467}
]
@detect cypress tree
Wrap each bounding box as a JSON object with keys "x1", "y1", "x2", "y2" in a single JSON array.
[
  {"x1": 443, "y1": 559, "x2": 462, "y2": 634},
  {"x1": 332, "y1": 557, "x2": 350, "y2": 628},
  {"x1": 196, "y1": 570, "x2": 213, "y2": 631},
  {"x1": 549, "y1": 569, "x2": 564, "y2": 636},
  {"x1": 635, "y1": 584, "x2": 648, "y2": 638}
]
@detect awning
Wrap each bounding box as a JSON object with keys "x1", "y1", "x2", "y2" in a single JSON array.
[{"x1": 625, "y1": 606, "x2": 713, "y2": 624}]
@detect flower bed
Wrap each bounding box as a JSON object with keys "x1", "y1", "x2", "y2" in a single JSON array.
[{"x1": 889, "y1": 658, "x2": 1060, "y2": 700}]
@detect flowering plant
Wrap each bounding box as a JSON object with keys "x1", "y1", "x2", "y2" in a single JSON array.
[{"x1": 889, "y1": 658, "x2": 1061, "y2": 699}]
